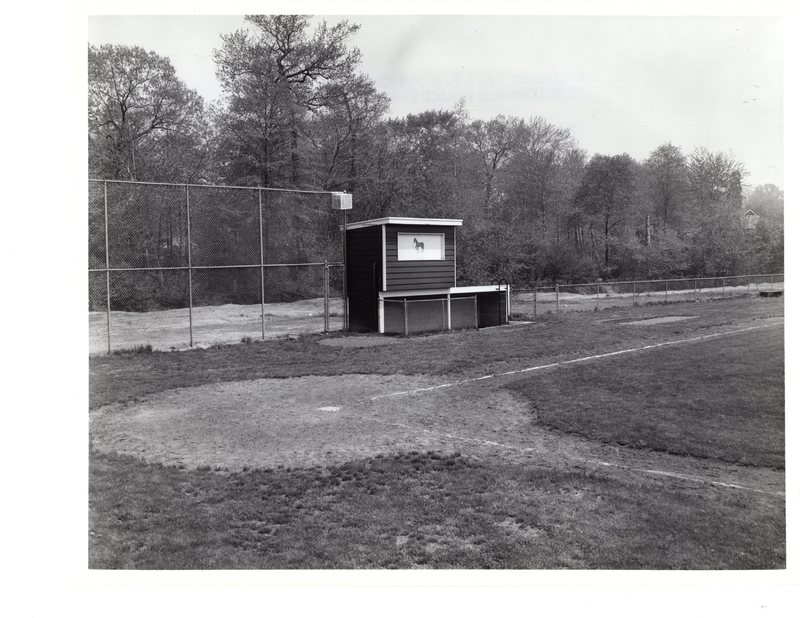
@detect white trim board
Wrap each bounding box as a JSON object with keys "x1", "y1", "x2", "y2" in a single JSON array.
[
  {"x1": 379, "y1": 285, "x2": 509, "y2": 299},
  {"x1": 346, "y1": 217, "x2": 463, "y2": 231}
]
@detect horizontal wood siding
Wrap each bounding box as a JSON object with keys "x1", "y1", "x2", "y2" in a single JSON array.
[
  {"x1": 385, "y1": 225, "x2": 456, "y2": 291},
  {"x1": 346, "y1": 226, "x2": 383, "y2": 332}
]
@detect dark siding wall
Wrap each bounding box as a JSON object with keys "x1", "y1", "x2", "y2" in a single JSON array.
[
  {"x1": 477, "y1": 292, "x2": 507, "y2": 327},
  {"x1": 346, "y1": 227, "x2": 383, "y2": 332},
  {"x1": 385, "y1": 225, "x2": 456, "y2": 291}
]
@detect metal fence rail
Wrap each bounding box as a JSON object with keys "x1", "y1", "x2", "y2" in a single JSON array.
[
  {"x1": 510, "y1": 273, "x2": 784, "y2": 318},
  {"x1": 89, "y1": 179, "x2": 347, "y2": 354}
]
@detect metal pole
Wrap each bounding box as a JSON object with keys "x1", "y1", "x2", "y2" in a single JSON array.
[
  {"x1": 403, "y1": 299, "x2": 408, "y2": 337},
  {"x1": 555, "y1": 284, "x2": 560, "y2": 314},
  {"x1": 186, "y1": 185, "x2": 193, "y2": 347},
  {"x1": 258, "y1": 189, "x2": 266, "y2": 340},
  {"x1": 103, "y1": 181, "x2": 112, "y2": 354},
  {"x1": 323, "y1": 261, "x2": 329, "y2": 334},
  {"x1": 342, "y1": 210, "x2": 348, "y2": 331},
  {"x1": 596, "y1": 283, "x2": 600, "y2": 311},
  {"x1": 446, "y1": 293, "x2": 452, "y2": 331}
]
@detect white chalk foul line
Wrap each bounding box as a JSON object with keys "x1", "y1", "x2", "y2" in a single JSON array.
[
  {"x1": 371, "y1": 321, "x2": 783, "y2": 400},
  {"x1": 390, "y1": 422, "x2": 784, "y2": 497}
]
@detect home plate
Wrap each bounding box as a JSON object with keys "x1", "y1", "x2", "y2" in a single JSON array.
[{"x1": 317, "y1": 406, "x2": 341, "y2": 412}]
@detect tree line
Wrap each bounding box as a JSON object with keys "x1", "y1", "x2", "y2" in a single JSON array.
[{"x1": 89, "y1": 15, "x2": 783, "y2": 287}]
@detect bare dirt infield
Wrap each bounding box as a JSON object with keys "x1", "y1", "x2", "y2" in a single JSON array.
[{"x1": 91, "y1": 374, "x2": 458, "y2": 470}]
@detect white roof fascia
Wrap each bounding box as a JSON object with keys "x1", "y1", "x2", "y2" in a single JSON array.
[{"x1": 346, "y1": 217, "x2": 463, "y2": 231}]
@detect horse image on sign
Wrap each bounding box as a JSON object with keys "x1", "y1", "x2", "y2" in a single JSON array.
[{"x1": 398, "y1": 232, "x2": 443, "y2": 261}]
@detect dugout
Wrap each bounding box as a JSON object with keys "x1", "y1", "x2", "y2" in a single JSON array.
[{"x1": 344, "y1": 217, "x2": 509, "y2": 334}]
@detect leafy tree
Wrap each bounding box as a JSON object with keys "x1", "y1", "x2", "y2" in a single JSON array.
[
  {"x1": 467, "y1": 116, "x2": 526, "y2": 211},
  {"x1": 213, "y1": 15, "x2": 362, "y2": 186},
  {"x1": 574, "y1": 154, "x2": 640, "y2": 272},
  {"x1": 745, "y1": 184, "x2": 783, "y2": 221},
  {"x1": 643, "y1": 143, "x2": 688, "y2": 231},
  {"x1": 88, "y1": 44, "x2": 210, "y2": 181}
]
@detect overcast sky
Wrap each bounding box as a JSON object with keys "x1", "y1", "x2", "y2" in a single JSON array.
[{"x1": 88, "y1": 14, "x2": 783, "y2": 188}]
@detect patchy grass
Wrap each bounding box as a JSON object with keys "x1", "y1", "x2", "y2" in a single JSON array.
[
  {"x1": 88, "y1": 296, "x2": 784, "y2": 569},
  {"x1": 111, "y1": 343, "x2": 153, "y2": 356},
  {"x1": 508, "y1": 326, "x2": 784, "y2": 469},
  {"x1": 89, "y1": 449, "x2": 784, "y2": 569},
  {"x1": 89, "y1": 296, "x2": 782, "y2": 409}
]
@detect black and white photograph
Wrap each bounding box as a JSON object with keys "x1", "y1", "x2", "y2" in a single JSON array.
[
  {"x1": 7, "y1": 0, "x2": 796, "y2": 614},
  {"x1": 86, "y1": 8, "x2": 787, "y2": 569}
]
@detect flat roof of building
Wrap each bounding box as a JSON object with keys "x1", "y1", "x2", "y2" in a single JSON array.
[{"x1": 346, "y1": 217, "x2": 463, "y2": 231}]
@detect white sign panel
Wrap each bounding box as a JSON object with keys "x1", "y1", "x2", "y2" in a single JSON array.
[{"x1": 397, "y1": 233, "x2": 445, "y2": 261}]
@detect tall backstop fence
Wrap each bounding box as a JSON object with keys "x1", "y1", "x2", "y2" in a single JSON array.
[
  {"x1": 510, "y1": 274, "x2": 784, "y2": 318},
  {"x1": 89, "y1": 179, "x2": 346, "y2": 354}
]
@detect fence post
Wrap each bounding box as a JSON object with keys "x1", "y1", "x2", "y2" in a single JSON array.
[
  {"x1": 323, "y1": 260, "x2": 329, "y2": 334},
  {"x1": 555, "y1": 284, "x2": 560, "y2": 314},
  {"x1": 596, "y1": 283, "x2": 600, "y2": 311},
  {"x1": 103, "y1": 181, "x2": 112, "y2": 354},
  {"x1": 186, "y1": 185, "x2": 193, "y2": 347},
  {"x1": 403, "y1": 299, "x2": 408, "y2": 337},
  {"x1": 258, "y1": 188, "x2": 266, "y2": 340},
  {"x1": 342, "y1": 209, "x2": 348, "y2": 331}
]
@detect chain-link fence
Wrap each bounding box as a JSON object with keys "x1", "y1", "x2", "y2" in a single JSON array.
[
  {"x1": 510, "y1": 274, "x2": 784, "y2": 318},
  {"x1": 89, "y1": 179, "x2": 347, "y2": 354},
  {"x1": 382, "y1": 296, "x2": 479, "y2": 335}
]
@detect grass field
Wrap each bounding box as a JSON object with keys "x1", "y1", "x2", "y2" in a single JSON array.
[{"x1": 89, "y1": 295, "x2": 785, "y2": 569}]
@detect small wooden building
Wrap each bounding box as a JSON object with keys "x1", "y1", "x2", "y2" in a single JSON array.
[{"x1": 345, "y1": 217, "x2": 509, "y2": 334}]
